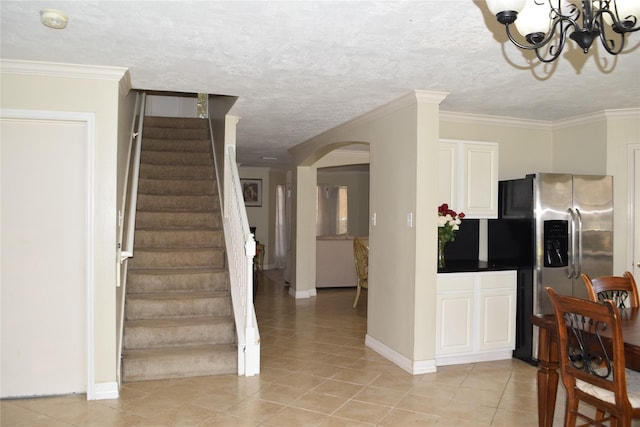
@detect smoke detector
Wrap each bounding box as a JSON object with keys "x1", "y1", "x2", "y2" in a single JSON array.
[{"x1": 40, "y1": 9, "x2": 68, "y2": 29}]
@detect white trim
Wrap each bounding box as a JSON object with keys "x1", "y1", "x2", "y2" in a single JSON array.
[
  {"x1": 365, "y1": 334, "x2": 437, "y2": 375},
  {"x1": 0, "y1": 59, "x2": 127, "y2": 81},
  {"x1": 440, "y1": 108, "x2": 640, "y2": 131},
  {"x1": 440, "y1": 111, "x2": 552, "y2": 130},
  {"x1": 628, "y1": 144, "x2": 640, "y2": 272},
  {"x1": 0, "y1": 108, "x2": 100, "y2": 400},
  {"x1": 288, "y1": 287, "x2": 317, "y2": 299},
  {"x1": 435, "y1": 350, "x2": 513, "y2": 367},
  {"x1": 92, "y1": 382, "x2": 119, "y2": 400}
]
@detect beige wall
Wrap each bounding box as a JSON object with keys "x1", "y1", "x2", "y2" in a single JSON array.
[
  {"x1": 1, "y1": 60, "x2": 130, "y2": 397},
  {"x1": 290, "y1": 91, "x2": 445, "y2": 367},
  {"x1": 552, "y1": 118, "x2": 608, "y2": 175}
]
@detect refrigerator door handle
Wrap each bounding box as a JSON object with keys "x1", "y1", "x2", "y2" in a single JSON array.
[
  {"x1": 567, "y1": 208, "x2": 577, "y2": 279},
  {"x1": 575, "y1": 208, "x2": 583, "y2": 277}
]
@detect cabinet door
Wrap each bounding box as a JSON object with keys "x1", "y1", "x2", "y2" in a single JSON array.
[
  {"x1": 478, "y1": 273, "x2": 516, "y2": 351},
  {"x1": 438, "y1": 142, "x2": 458, "y2": 211},
  {"x1": 461, "y1": 143, "x2": 498, "y2": 218},
  {"x1": 436, "y1": 290, "x2": 474, "y2": 355}
]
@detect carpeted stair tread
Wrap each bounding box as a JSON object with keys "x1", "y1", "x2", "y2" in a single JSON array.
[
  {"x1": 134, "y1": 229, "x2": 224, "y2": 248},
  {"x1": 122, "y1": 344, "x2": 237, "y2": 382},
  {"x1": 144, "y1": 116, "x2": 209, "y2": 129},
  {"x1": 125, "y1": 292, "x2": 232, "y2": 320},
  {"x1": 143, "y1": 127, "x2": 209, "y2": 140},
  {"x1": 141, "y1": 139, "x2": 211, "y2": 153},
  {"x1": 127, "y1": 268, "x2": 229, "y2": 294},
  {"x1": 135, "y1": 211, "x2": 221, "y2": 229},
  {"x1": 138, "y1": 178, "x2": 216, "y2": 195},
  {"x1": 136, "y1": 194, "x2": 219, "y2": 211},
  {"x1": 124, "y1": 316, "x2": 235, "y2": 349},
  {"x1": 141, "y1": 151, "x2": 213, "y2": 166},
  {"x1": 125, "y1": 315, "x2": 233, "y2": 328},
  {"x1": 139, "y1": 164, "x2": 214, "y2": 180},
  {"x1": 128, "y1": 247, "x2": 225, "y2": 270}
]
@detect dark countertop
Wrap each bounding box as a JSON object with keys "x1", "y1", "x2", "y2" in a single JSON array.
[{"x1": 437, "y1": 260, "x2": 517, "y2": 273}]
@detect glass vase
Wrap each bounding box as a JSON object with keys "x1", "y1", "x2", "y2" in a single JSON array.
[{"x1": 438, "y1": 238, "x2": 446, "y2": 269}]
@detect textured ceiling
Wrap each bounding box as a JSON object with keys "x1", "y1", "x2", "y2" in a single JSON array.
[{"x1": 2, "y1": 1, "x2": 639, "y2": 167}]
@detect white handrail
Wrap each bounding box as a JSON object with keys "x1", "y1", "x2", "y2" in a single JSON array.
[
  {"x1": 120, "y1": 93, "x2": 146, "y2": 261},
  {"x1": 116, "y1": 91, "x2": 146, "y2": 386},
  {"x1": 222, "y1": 144, "x2": 260, "y2": 376}
]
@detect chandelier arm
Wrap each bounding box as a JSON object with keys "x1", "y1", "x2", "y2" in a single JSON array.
[
  {"x1": 534, "y1": 25, "x2": 568, "y2": 63},
  {"x1": 504, "y1": 18, "x2": 571, "y2": 51},
  {"x1": 599, "y1": 25, "x2": 626, "y2": 54}
]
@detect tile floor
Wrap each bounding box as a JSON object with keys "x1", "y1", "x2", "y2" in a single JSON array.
[{"x1": 2, "y1": 269, "x2": 574, "y2": 426}]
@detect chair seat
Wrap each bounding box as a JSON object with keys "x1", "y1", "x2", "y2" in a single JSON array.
[{"x1": 576, "y1": 368, "x2": 640, "y2": 408}]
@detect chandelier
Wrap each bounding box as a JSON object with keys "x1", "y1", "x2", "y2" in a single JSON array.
[{"x1": 486, "y1": 0, "x2": 640, "y2": 62}]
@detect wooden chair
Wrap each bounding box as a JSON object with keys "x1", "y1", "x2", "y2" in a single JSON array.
[
  {"x1": 352, "y1": 237, "x2": 368, "y2": 308},
  {"x1": 581, "y1": 271, "x2": 639, "y2": 308},
  {"x1": 545, "y1": 287, "x2": 640, "y2": 426}
]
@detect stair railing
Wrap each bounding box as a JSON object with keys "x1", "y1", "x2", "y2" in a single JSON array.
[
  {"x1": 115, "y1": 91, "x2": 146, "y2": 385},
  {"x1": 214, "y1": 141, "x2": 260, "y2": 376},
  {"x1": 119, "y1": 92, "x2": 146, "y2": 263}
]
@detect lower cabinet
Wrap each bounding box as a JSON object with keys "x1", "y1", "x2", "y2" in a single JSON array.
[{"x1": 435, "y1": 270, "x2": 516, "y2": 366}]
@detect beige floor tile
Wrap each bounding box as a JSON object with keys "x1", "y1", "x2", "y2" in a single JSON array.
[
  {"x1": 290, "y1": 391, "x2": 347, "y2": 415},
  {"x1": 262, "y1": 406, "x2": 329, "y2": 426},
  {"x1": 313, "y1": 379, "x2": 365, "y2": 399},
  {"x1": 4, "y1": 270, "x2": 555, "y2": 427},
  {"x1": 331, "y1": 367, "x2": 381, "y2": 385},
  {"x1": 378, "y1": 408, "x2": 439, "y2": 426},
  {"x1": 353, "y1": 386, "x2": 405, "y2": 407},
  {"x1": 332, "y1": 400, "x2": 392, "y2": 424},
  {"x1": 222, "y1": 397, "x2": 285, "y2": 422}
]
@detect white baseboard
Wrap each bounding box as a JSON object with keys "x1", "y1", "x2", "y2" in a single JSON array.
[
  {"x1": 288, "y1": 287, "x2": 317, "y2": 299},
  {"x1": 435, "y1": 350, "x2": 513, "y2": 367},
  {"x1": 365, "y1": 335, "x2": 437, "y2": 375},
  {"x1": 89, "y1": 382, "x2": 119, "y2": 400}
]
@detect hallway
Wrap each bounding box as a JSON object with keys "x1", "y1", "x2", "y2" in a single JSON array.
[{"x1": 1, "y1": 269, "x2": 562, "y2": 426}]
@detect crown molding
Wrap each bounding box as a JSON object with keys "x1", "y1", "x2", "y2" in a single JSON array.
[
  {"x1": 0, "y1": 59, "x2": 128, "y2": 81},
  {"x1": 440, "y1": 110, "x2": 552, "y2": 130},
  {"x1": 441, "y1": 108, "x2": 640, "y2": 131}
]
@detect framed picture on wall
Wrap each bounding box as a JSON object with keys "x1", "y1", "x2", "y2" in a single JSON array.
[{"x1": 241, "y1": 178, "x2": 262, "y2": 207}]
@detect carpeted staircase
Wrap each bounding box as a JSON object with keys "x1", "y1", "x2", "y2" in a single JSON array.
[{"x1": 122, "y1": 116, "x2": 237, "y2": 382}]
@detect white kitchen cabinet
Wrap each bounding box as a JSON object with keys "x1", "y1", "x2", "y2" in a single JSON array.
[
  {"x1": 435, "y1": 270, "x2": 516, "y2": 366},
  {"x1": 438, "y1": 140, "x2": 498, "y2": 219}
]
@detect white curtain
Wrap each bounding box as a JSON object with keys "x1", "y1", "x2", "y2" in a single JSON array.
[{"x1": 274, "y1": 184, "x2": 287, "y2": 268}]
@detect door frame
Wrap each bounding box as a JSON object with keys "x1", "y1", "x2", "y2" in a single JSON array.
[
  {"x1": 1, "y1": 108, "x2": 96, "y2": 399},
  {"x1": 628, "y1": 143, "x2": 640, "y2": 277}
]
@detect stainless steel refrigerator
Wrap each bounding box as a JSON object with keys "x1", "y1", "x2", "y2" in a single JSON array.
[{"x1": 488, "y1": 173, "x2": 613, "y2": 362}]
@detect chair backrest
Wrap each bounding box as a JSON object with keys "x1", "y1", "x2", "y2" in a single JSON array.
[
  {"x1": 581, "y1": 271, "x2": 639, "y2": 308},
  {"x1": 545, "y1": 287, "x2": 632, "y2": 418},
  {"x1": 353, "y1": 237, "x2": 368, "y2": 281}
]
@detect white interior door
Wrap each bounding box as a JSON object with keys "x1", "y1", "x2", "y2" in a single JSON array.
[{"x1": 1, "y1": 116, "x2": 88, "y2": 397}]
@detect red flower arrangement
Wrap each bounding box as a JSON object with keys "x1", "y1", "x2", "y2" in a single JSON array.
[{"x1": 437, "y1": 203, "x2": 465, "y2": 244}]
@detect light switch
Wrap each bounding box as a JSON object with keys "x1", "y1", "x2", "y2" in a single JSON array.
[
  {"x1": 407, "y1": 212, "x2": 413, "y2": 228},
  {"x1": 371, "y1": 212, "x2": 377, "y2": 226}
]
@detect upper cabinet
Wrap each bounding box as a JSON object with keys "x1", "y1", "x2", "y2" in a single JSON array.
[{"x1": 438, "y1": 139, "x2": 498, "y2": 219}]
